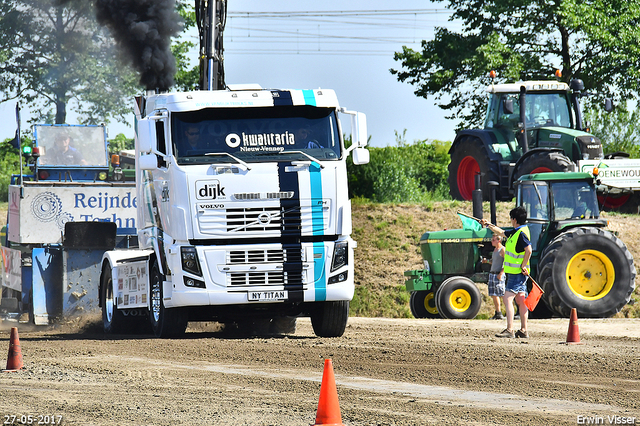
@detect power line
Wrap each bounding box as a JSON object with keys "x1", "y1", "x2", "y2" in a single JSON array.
[{"x1": 228, "y1": 9, "x2": 450, "y2": 17}]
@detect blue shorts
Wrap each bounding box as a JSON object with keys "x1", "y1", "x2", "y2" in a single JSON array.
[
  {"x1": 505, "y1": 273, "x2": 528, "y2": 295},
  {"x1": 488, "y1": 273, "x2": 505, "y2": 297}
]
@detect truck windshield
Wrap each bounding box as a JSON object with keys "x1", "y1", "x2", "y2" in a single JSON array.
[
  {"x1": 36, "y1": 125, "x2": 108, "y2": 167},
  {"x1": 550, "y1": 181, "x2": 599, "y2": 220},
  {"x1": 171, "y1": 106, "x2": 341, "y2": 164}
]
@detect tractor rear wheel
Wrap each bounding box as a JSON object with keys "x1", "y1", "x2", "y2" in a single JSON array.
[
  {"x1": 448, "y1": 136, "x2": 500, "y2": 201},
  {"x1": 537, "y1": 227, "x2": 636, "y2": 318},
  {"x1": 598, "y1": 192, "x2": 640, "y2": 214},
  {"x1": 511, "y1": 150, "x2": 572, "y2": 183},
  {"x1": 434, "y1": 277, "x2": 482, "y2": 319},
  {"x1": 410, "y1": 291, "x2": 439, "y2": 319}
]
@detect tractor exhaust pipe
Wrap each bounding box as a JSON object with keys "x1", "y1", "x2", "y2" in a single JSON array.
[
  {"x1": 472, "y1": 173, "x2": 483, "y2": 220},
  {"x1": 518, "y1": 85, "x2": 529, "y2": 154},
  {"x1": 488, "y1": 181, "x2": 499, "y2": 225}
]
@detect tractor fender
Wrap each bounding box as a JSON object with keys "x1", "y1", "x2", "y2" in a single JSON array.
[{"x1": 450, "y1": 129, "x2": 503, "y2": 162}]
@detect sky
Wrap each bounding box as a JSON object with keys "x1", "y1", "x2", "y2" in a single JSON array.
[{"x1": 0, "y1": 1, "x2": 463, "y2": 148}]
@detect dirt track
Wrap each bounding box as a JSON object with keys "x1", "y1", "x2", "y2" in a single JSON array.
[{"x1": 1, "y1": 316, "x2": 639, "y2": 425}]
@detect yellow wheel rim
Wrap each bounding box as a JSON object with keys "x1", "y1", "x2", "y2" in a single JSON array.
[
  {"x1": 566, "y1": 249, "x2": 615, "y2": 300},
  {"x1": 424, "y1": 292, "x2": 438, "y2": 315},
  {"x1": 449, "y1": 289, "x2": 472, "y2": 312}
]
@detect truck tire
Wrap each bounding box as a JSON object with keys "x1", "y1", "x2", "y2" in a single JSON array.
[
  {"x1": 409, "y1": 291, "x2": 439, "y2": 318},
  {"x1": 149, "y1": 259, "x2": 188, "y2": 338},
  {"x1": 511, "y1": 150, "x2": 572, "y2": 183},
  {"x1": 434, "y1": 276, "x2": 482, "y2": 319},
  {"x1": 101, "y1": 264, "x2": 126, "y2": 334},
  {"x1": 537, "y1": 227, "x2": 636, "y2": 318},
  {"x1": 448, "y1": 136, "x2": 500, "y2": 201},
  {"x1": 310, "y1": 301, "x2": 349, "y2": 337}
]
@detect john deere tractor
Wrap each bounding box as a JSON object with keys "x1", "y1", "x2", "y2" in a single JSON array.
[
  {"x1": 405, "y1": 172, "x2": 636, "y2": 319},
  {"x1": 447, "y1": 78, "x2": 628, "y2": 205}
]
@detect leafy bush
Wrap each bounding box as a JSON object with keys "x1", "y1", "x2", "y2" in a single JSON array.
[
  {"x1": 584, "y1": 101, "x2": 640, "y2": 158},
  {"x1": 347, "y1": 132, "x2": 451, "y2": 202},
  {"x1": 0, "y1": 137, "x2": 30, "y2": 201}
]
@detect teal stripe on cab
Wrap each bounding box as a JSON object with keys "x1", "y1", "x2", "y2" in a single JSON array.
[
  {"x1": 302, "y1": 89, "x2": 316, "y2": 106},
  {"x1": 313, "y1": 242, "x2": 326, "y2": 301}
]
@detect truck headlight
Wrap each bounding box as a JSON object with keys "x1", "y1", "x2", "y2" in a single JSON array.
[
  {"x1": 331, "y1": 241, "x2": 348, "y2": 272},
  {"x1": 181, "y1": 246, "x2": 202, "y2": 276}
]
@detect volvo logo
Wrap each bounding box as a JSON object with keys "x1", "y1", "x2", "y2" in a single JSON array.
[{"x1": 258, "y1": 213, "x2": 272, "y2": 224}]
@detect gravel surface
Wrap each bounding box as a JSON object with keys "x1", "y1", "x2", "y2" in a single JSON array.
[{"x1": 1, "y1": 316, "x2": 639, "y2": 426}]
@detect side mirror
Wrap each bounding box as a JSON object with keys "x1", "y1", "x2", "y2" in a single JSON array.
[
  {"x1": 604, "y1": 98, "x2": 613, "y2": 112},
  {"x1": 136, "y1": 118, "x2": 156, "y2": 153},
  {"x1": 503, "y1": 98, "x2": 514, "y2": 115},
  {"x1": 352, "y1": 147, "x2": 370, "y2": 165},
  {"x1": 354, "y1": 112, "x2": 367, "y2": 147},
  {"x1": 570, "y1": 78, "x2": 585, "y2": 91},
  {"x1": 138, "y1": 153, "x2": 157, "y2": 170}
]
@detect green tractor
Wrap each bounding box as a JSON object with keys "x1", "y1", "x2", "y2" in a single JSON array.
[
  {"x1": 405, "y1": 172, "x2": 636, "y2": 319},
  {"x1": 446, "y1": 78, "x2": 638, "y2": 210}
]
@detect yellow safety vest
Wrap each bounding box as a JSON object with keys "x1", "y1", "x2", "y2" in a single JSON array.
[{"x1": 503, "y1": 225, "x2": 530, "y2": 274}]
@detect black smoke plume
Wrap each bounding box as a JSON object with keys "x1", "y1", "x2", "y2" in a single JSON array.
[{"x1": 94, "y1": 0, "x2": 183, "y2": 90}]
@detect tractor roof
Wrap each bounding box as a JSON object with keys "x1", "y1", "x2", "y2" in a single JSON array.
[
  {"x1": 486, "y1": 81, "x2": 570, "y2": 94},
  {"x1": 516, "y1": 172, "x2": 594, "y2": 183}
]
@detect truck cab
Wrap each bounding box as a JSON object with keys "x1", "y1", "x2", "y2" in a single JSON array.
[{"x1": 100, "y1": 86, "x2": 369, "y2": 338}]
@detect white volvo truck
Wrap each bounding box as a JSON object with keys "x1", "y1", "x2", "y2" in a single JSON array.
[{"x1": 99, "y1": 87, "x2": 369, "y2": 337}]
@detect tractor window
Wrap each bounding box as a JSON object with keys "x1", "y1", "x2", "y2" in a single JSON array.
[
  {"x1": 525, "y1": 93, "x2": 572, "y2": 129},
  {"x1": 519, "y1": 182, "x2": 549, "y2": 220},
  {"x1": 551, "y1": 181, "x2": 599, "y2": 220}
]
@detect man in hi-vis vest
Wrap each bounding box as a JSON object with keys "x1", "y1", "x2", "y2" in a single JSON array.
[{"x1": 481, "y1": 206, "x2": 532, "y2": 338}]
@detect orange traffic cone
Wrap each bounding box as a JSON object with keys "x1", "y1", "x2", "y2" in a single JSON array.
[
  {"x1": 3, "y1": 327, "x2": 24, "y2": 372},
  {"x1": 313, "y1": 359, "x2": 345, "y2": 426},
  {"x1": 565, "y1": 308, "x2": 582, "y2": 345}
]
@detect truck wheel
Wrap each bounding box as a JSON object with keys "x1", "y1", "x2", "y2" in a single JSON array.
[
  {"x1": 434, "y1": 277, "x2": 482, "y2": 319},
  {"x1": 537, "y1": 227, "x2": 636, "y2": 318},
  {"x1": 409, "y1": 291, "x2": 439, "y2": 318},
  {"x1": 448, "y1": 136, "x2": 500, "y2": 201},
  {"x1": 101, "y1": 264, "x2": 126, "y2": 334},
  {"x1": 149, "y1": 259, "x2": 188, "y2": 338},
  {"x1": 511, "y1": 150, "x2": 572, "y2": 183},
  {"x1": 310, "y1": 301, "x2": 349, "y2": 337}
]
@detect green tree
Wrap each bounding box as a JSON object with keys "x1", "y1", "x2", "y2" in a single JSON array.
[
  {"x1": 392, "y1": 0, "x2": 640, "y2": 130},
  {"x1": 0, "y1": 0, "x2": 139, "y2": 127},
  {"x1": 107, "y1": 133, "x2": 135, "y2": 154},
  {"x1": 173, "y1": 1, "x2": 200, "y2": 91},
  {"x1": 0, "y1": 137, "x2": 30, "y2": 200},
  {"x1": 585, "y1": 102, "x2": 640, "y2": 157}
]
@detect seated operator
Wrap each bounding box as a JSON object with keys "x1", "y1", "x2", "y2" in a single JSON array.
[
  {"x1": 182, "y1": 123, "x2": 205, "y2": 154},
  {"x1": 45, "y1": 133, "x2": 88, "y2": 165},
  {"x1": 296, "y1": 125, "x2": 323, "y2": 149}
]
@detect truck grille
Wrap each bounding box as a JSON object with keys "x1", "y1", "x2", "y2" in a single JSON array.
[
  {"x1": 197, "y1": 201, "x2": 329, "y2": 235},
  {"x1": 229, "y1": 271, "x2": 304, "y2": 286},
  {"x1": 228, "y1": 248, "x2": 303, "y2": 264}
]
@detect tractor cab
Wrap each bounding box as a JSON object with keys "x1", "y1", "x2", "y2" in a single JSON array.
[{"x1": 515, "y1": 172, "x2": 603, "y2": 254}]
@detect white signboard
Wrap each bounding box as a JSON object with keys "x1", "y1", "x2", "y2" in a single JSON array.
[{"x1": 8, "y1": 183, "x2": 137, "y2": 244}]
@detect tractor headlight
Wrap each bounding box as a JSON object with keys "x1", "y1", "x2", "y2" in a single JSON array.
[
  {"x1": 181, "y1": 246, "x2": 202, "y2": 276},
  {"x1": 331, "y1": 241, "x2": 348, "y2": 272}
]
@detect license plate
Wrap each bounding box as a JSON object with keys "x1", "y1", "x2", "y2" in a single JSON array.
[{"x1": 248, "y1": 290, "x2": 288, "y2": 302}]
